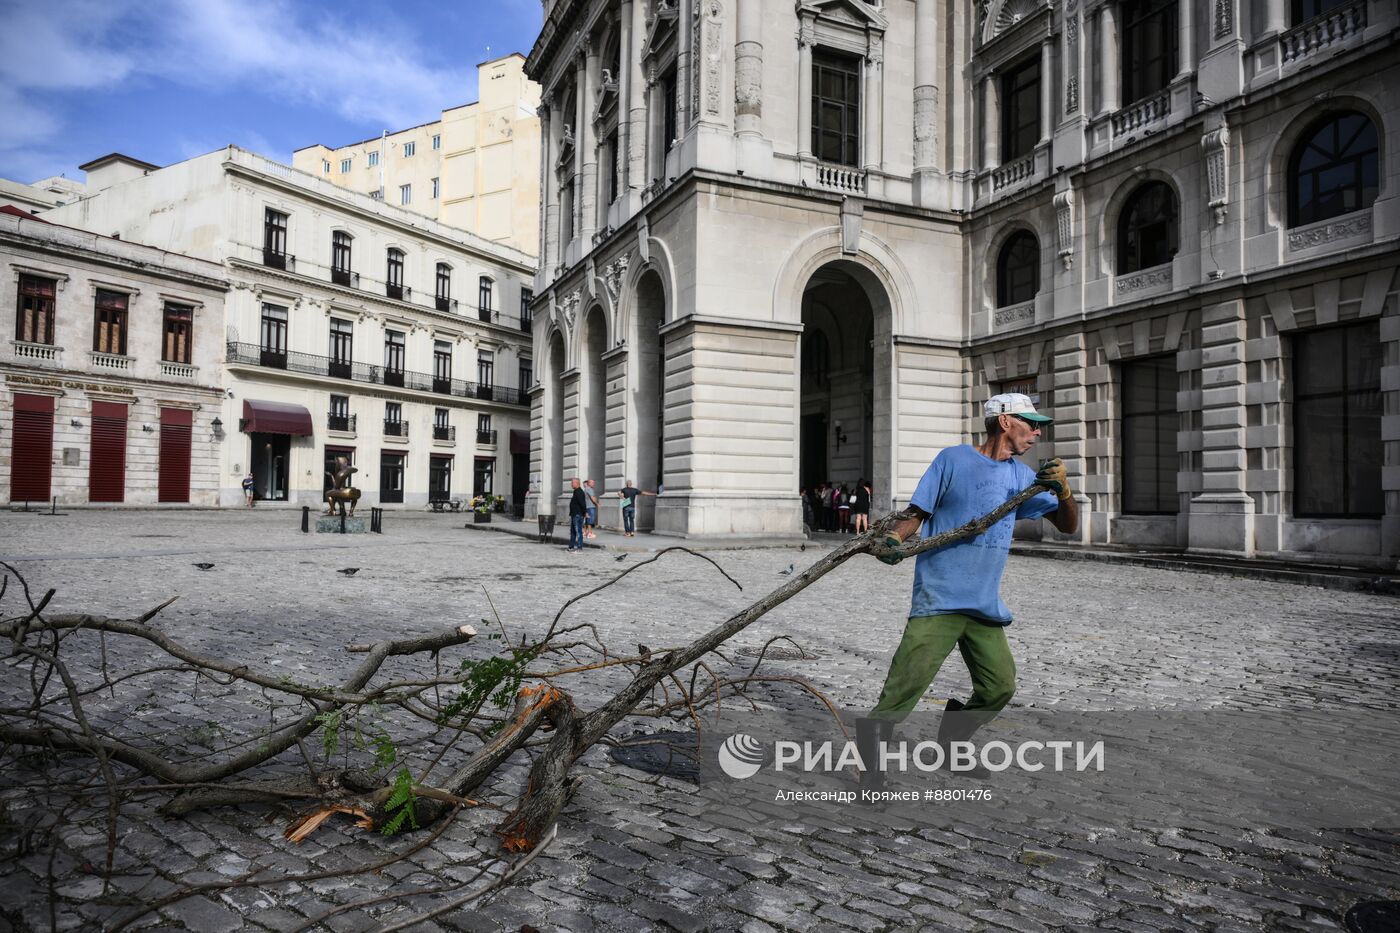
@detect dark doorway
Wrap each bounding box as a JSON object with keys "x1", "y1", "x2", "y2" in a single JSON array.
[
  {"x1": 379, "y1": 452, "x2": 405, "y2": 503},
  {"x1": 429, "y1": 455, "x2": 453, "y2": 500},
  {"x1": 800, "y1": 413, "x2": 827, "y2": 490},
  {"x1": 250, "y1": 433, "x2": 290, "y2": 501},
  {"x1": 511, "y1": 452, "x2": 528, "y2": 514},
  {"x1": 473, "y1": 457, "x2": 495, "y2": 498}
]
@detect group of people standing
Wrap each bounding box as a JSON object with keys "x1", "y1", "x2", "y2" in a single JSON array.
[
  {"x1": 802, "y1": 479, "x2": 872, "y2": 534},
  {"x1": 565, "y1": 477, "x2": 656, "y2": 551}
]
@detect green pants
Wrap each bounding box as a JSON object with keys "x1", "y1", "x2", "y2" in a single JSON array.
[{"x1": 870, "y1": 613, "x2": 1016, "y2": 720}]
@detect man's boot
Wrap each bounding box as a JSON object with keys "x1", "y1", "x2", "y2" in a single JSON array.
[
  {"x1": 937, "y1": 699, "x2": 992, "y2": 779},
  {"x1": 855, "y1": 717, "x2": 893, "y2": 790}
]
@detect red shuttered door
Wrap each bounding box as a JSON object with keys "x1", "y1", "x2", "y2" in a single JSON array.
[
  {"x1": 89, "y1": 401, "x2": 128, "y2": 503},
  {"x1": 158, "y1": 408, "x2": 193, "y2": 503},
  {"x1": 11, "y1": 394, "x2": 54, "y2": 503}
]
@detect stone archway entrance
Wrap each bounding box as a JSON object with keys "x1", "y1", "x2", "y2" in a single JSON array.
[
  {"x1": 799, "y1": 260, "x2": 892, "y2": 516},
  {"x1": 628, "y1": 269, "x2": 667, "y2": 531},
  {"x1": 579, "y1": 304, "x2": 608, "y2": 504},
  {"x1": 544, "y1": 331, "x2": 566, "y2": 515}
]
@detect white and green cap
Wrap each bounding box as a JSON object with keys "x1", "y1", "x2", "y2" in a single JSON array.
[{"x1": 984, "y1": 392, "x2": 1053, "y2": 423}]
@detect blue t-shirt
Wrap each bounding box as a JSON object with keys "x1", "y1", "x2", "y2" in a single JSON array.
[{"x1": 908, "y1": 445, "x2": 1059, "y2": 625}]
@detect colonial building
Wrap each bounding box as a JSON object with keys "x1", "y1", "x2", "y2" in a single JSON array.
[
  {"x1": 525, "y1": 0, "x2": 1399, "y2": 565},
  {"x1": 45, "y1": 148, "x2": 536, "y2": 510},
  {"x1": 1, "y1": 208, "x2": 228, "y2": 507},
  {"x1": 293, "y1": 55, "x2": 543, "y2": 256}
]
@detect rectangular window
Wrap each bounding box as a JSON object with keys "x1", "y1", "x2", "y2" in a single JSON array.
[
  {"x1": 16, "y1": 274, "x2": 56, "y2": 344},
  {"x1": 332, "y1": 231, "x2": 353, "y2": 277},
  {"x1": 329, "y1": 318, "x2": 353, "y2": 379},
  {"x1": 1293, "y1": 322, "x2": 1382, "y2": 517},
  {"x1": 436, "y1": 264, "x2": 452, "y2": 302},
  {"x1": 162, "y1": 303, "x2": 193, "y2": 364},
  {"x1": 433, "y1": 340, "x2": 452, "y2": 393},
  {"x1": 661, "y1": 67, "x2": 678, "y2": 153},
  {"x1": 519, "y1": 359, "x2": 533, "y2": 391},
  {"x1": 433, "y1": 408, "x2": 452, "y2": 441},
  {"x1": 477, "y1": 414, "x2": 495, "y2": 445},
  {"x1": 93, "y1": 289, "x2": 129, "y2": 355},
  {"x1": 812, "y1": 50, "x2": 861, "y2": 167},
  {"x1": 560, "y1": 180, "x2": 575, "y2": 241},
  {"x1": 403, "y1": 141, "x2": 416, "y2": 157},
  {"x1": 520, "y1": 287, "x2": 533, "y2": 333},
  {"x1": 478, "y1": 277, "x2": 493, "y2": 315},
  {"x1": 1000, "y1": 55, "x2": 1041, "y2": 162},
  {"x1": 260, "y1": 303, "x2": 288, "y2": 368},
  {"x1": 328, "y1": 394, "x2": 352, "y2": 431},
  {"x1": 386, "y1": 249, "x2": 404, "y2": 299},
  {"x1": 384, "y1": 330, "x2": 405, "y2": 387},
  {"x1": 477, "y1": 414, "x2": 491, "y2": 433},
  {"x1": 263, "y1": 209, "x2": 288, "y2": 268},
  {"x1": 399, "y1": 184, "x2": 412, "y2": 205},
  {"x1": 429, "y1": 455, "x2": 452, "y2": 498},
  {"x1": 604, "y1": 130, "x2": 619, "y2": 204},
  {"x1": 322, "y1": 160, "x2": 331, "y2": 173},
  {"x1": 477, "y1": 349, "x2": 494, "y2": 387},
  {"x1": 340, "y1": 158, "x2": 352, "y2": 173},
  {"x1": 1120, "y1": 355, "x2": 1178, "y2": 515},
  {"x1": 368, "y1": 150, "x2": 379, "y2": 167},
  {"x1": 1121, "y1": 0, "x2": 1179, "y2": 105},
  {"x1": 431, "y1": 134, "x2": 441, "y2": 150},
  {"x1": 431, "y1": 177, "x2": 440, "y2": 199},
  {"x1": 473, "y1": 457, "x2": 495, "y2": 497}
]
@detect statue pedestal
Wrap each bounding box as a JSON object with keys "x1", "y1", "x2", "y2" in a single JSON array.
[{"x1": 316, "y1": 515, "x2": 366, "y2": 534}]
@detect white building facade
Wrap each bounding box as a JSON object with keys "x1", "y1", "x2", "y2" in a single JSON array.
[
  {"x1": 526, "y1": 0, "x2": 1400, "y2": 565},
  {"x1": 45, "y1": 148, "x2": 537, "y2": 510},
  {"x1": 1, "y1": 209, "x2": 227, "y2": 507}
]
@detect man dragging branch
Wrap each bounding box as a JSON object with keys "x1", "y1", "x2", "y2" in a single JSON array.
[{"x1": 860, "y1": 393, "x2": 1079, "y2": 785}]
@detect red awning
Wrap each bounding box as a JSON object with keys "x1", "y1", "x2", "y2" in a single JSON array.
[
  {"x1": 241, "y1": 399, "x2": 313, "y2": 436},
  {"x1": 510, "y1": 429, "x2": 531, "y2": 455}
]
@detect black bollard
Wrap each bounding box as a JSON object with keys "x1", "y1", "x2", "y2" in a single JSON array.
[
  {"x1": 339, "y1": 509, "x2": 347, "y2": 534},
  {"x1": 370, "y1": 507, "x2": 383, "y2": 534},
  {"x1": 301, "y1": 506, "x2": 309, "y2": 533},
  {"x1": 51, "y1": 497, "x2": 57, "y2": 515}
]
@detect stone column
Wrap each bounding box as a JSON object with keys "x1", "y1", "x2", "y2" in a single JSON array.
[
  {"x1": 1039, "y1": 38, "x2": 1054, "y2": 143},
  {"x1": 1053, "y1": 332, "x2": 1093, "y2": 544},
  {"x1": 627, "y1": 0, "x2": 647, "y2": 198},
  {"x1": 1189, "y1": 298, "x2": 1255, "y2": 555},
  {"x1": 540, "y1": 104, "x2": 558, "y2": 279},
  {"x1": 1099, "y1": 4, "x2": 1120, "y2": 115},
  {"x1": 647, "y1": 68, "x2": 665, "y2": 181},
  {"x1": 863, "y1": 48, "x2": 883, "y2": 171},
  {"x1": 619, "y1": 0, "x2": 634, "y2": 197},
  {"x1": 735, "y1": 0, "x2": 763, "y2": 137},
  {"x1": 573, "y1": 56, "x2": 586, "y2": 245},
  {"x1": 1262, "y1": 0, "x2": 1287, "y2": 35},
  {"x1": 913, "y1": 0, "x2": 939, "y2": 176},
  {"x1": 1177, "y1": 0, "x2": 1194, "y2": 79},
  {"x1": 581, "y1": 41, "x2": 600, "y2": 246},
  {"x1": 797, "y1": 23, "x2": 813, "y2": 159},
  {"x1": 676, "y1": 0, "x2": 692, "y2": 131},
  {"x1": 982, "y1": 75, "x2": 999, "y2": 169}
]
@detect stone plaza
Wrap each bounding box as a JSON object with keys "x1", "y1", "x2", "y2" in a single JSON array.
[{"x1": 1, "y1": 508, "x2": 1398, "y2": 931}]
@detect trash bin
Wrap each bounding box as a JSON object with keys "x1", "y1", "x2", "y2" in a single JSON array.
[{"x1": 537, "y1": 514, "x2": 556, "y2": 543}]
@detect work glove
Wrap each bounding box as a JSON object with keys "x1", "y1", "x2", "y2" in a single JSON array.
[
  {"x1": 1035, "y1": 458, "x2": 1071, "y2": 501},
  {"x1": 876, "y1": 532, "x2": 906, "y2": 566}
]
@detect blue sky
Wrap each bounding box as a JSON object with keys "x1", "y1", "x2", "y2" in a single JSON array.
[{"x1": 0, "y1": 0, "x2": 543, "y2": 184}]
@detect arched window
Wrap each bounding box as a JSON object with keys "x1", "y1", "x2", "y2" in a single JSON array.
[
  {"x1": 332, "y1": 231, "x2": 353, "y2": 286},
  {"x1": 996, "y1": 231, "x2": 1040, "y2": 307},
  {"x1": 1117, "y1": 181, "x2": 1178, "y2": 274},
  {"x1": 1288, "y1": 111, "x2": 1379, "y2": 228},
  {"x1": 478, "y1": 276, "x2": 494, "y2": 322},
  {"x1": 385, "y1": 248, "x2": 404, "y2": 299}
]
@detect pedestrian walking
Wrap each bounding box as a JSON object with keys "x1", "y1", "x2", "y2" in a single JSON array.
[
  {"x1": 566, "y1": 477, "x2": 588, "y2": 552},
  {"x1": 858, "y1": 393, "x2": 1079, "y2": 786},
  {"x1": 837, "y1": 484, "x2": 852, "y2": 533},
  {"x1": 241, "y1": 472, "x2": 256, "y2": 507},
  {"x1": 618, "y1": 479, "x2": 655, "y2": 536}
]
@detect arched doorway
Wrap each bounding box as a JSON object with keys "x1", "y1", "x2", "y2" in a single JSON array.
[
  {"x1": 799, "y1": 261, "x2": 892, "y2": 518},
  {"x1": 544, "y1": 331, "x2": 566, "y2": 515},
  {"x1": 580, "y1": 304, "x2": 608, "y2": 506},
  {"x1": 629, "y1": 269, "x2": 667, "y2": 529}
]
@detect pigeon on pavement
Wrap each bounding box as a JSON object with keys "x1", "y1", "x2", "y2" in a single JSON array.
[
  {"x1": 614, "y1": 554, "x2": 628, "y2": 562},
  {"x1": 193, "y1": 563, "x2": 215, "y2": 571},
  {"x1": 779, "y1": 563, "x2": 795, "y2": 576},
  {"x1": 338, "y1": 568, "x2": 361, "y2": 576}
]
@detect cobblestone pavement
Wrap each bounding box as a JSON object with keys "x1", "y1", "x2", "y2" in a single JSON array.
[{"x1": 2, "y1": 508, "x2": 1399, "y2": 931}]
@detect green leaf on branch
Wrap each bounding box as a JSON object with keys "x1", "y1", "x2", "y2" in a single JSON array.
[{"x1": 380, "y1": 766, "x2": 418, "y2": 836}]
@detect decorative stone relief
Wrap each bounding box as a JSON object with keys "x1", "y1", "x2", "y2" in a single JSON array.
[
  {"x1": 982, "y1": 0, "x2": 1048, "y2": 45},
  {"x1": 993, "y1": 302, "x2": 1036, "y2": 328},
  {"x1": 1053, "y1": 190, "x2": 1074, "y2": 269},
  {"x1": 704, "y1": 0, "x2": 723, "y2": 116},
  {"x1": 1201, "y1": 126, "x2": 1229, "y2": 226},
  {"x1": 735, "y1": 38, "x2": 762, "y2": 118},
  {"x1": 1287, "y1": 213, "x2": 1372, "y2": 251},
  {"x1": 602, "y1": 255, "x2": 631, "y2": 307},
  {"x1": 561, "y1": 289, "x2": 581, "y2": 333},
  {"x1": 1213, "y1": 0, "x2": 1233, "y2": 39},
  {"x1": 689, "y1": 0, "x2": 701, "y2": 123},
  {"x1": 1115, "y1": 266, "x2": 1173, "y2": 295},
  {"x1": 1064, "y1": 0, "x2": 1079, "y2": 114},
  {"x1": 913, "y1": 85, "x2": 938, "y2": 168}
]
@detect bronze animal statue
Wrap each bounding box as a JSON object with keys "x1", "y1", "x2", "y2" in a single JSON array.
[{"x1": 325, "y1": 456, "x2": 362, "y2": 517}]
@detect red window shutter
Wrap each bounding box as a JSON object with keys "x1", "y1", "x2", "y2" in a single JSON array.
[
  {"x1": 11, "y1": 394, "x2": 54, "y2": 503},
  {"x1": 89, "y1": 401, "x2": 128, "y2": 503},
  {"x1": 158, "y1": 408, "x2": 193, "y2": 503}
]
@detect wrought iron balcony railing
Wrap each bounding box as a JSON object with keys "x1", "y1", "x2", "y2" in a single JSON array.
[
  {"x1": 519, "y1": 315, "x2": 532, "y2": 334},
  {"x1": 331, "y1": 268, "x2": 359, "y2": 288},
  {"x1": 328, "y1": 412, "x2": 356, "y2": 432},
  {"x1": 476, "y1": 429, "x2": 498, "y2": 446},
  {"x1": 226, "y1": 342, "x2": 528, "y2": 406},
  {"x1": 433, "y1": 425, "x2": 456, "y2": 441},
  {"x1": 436, "y1": 296, "x2": 458, "y2": 313},
  {"x1": 384, "y1": 419, "x2": 409, "y2": 438},
  {"x1": 263, "y1": 249, "x2": 295, "y2": 271}
]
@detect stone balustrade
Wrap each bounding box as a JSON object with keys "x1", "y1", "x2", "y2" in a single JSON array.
[{"x1": 1281, "y1": 0, "x2": 1367, "y2": 65}]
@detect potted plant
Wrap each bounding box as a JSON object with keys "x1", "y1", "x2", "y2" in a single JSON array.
[
  {"x1": 492, "y1": 494, "x2": 507, "y2": 513},
  {"x1": 471, "y1": 496, "x2": 492, "y2": 523}
]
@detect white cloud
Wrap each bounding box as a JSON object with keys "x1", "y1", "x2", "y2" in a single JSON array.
[{"x1": 0, "y1": 0, "x2": 474, "y2": 179}]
